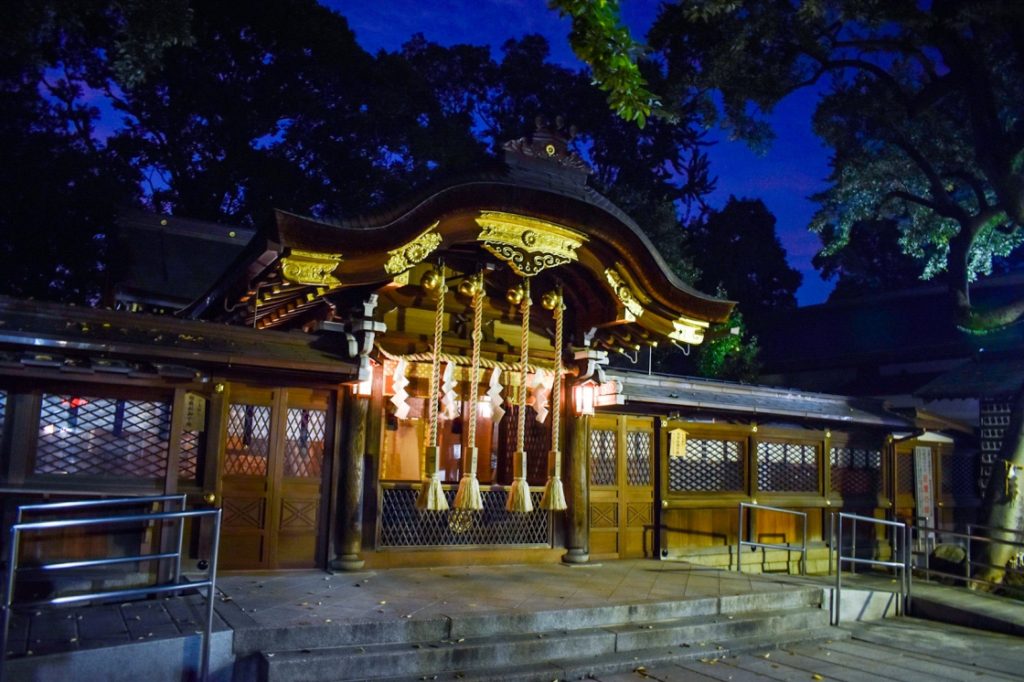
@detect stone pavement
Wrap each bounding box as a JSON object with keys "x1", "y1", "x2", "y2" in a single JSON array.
[
  {"x1": 6, "y1": 560, "x2": 1024, "y2": 681},
  {"x1": 214, "y1": 560, "x2": 810, "y2": 631},
  {"x1": 580, "y1": 617, "x2": 1024, "y2": 681}
]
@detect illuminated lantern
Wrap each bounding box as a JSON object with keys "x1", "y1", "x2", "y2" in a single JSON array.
[{"x1": 573, "y1": 379, "x2": 597, "y2": 416}]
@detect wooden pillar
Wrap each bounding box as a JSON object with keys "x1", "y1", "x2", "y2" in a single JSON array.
[
  {"x1": 334, "y1": 394, "x2": 368, "y2": 570},
  {"x1": 562, "y1": 412, "x2": 590, "y2": 564}
]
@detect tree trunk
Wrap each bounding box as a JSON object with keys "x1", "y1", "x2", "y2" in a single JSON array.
[{"x1": 977, "y1": 384, "x2": 1024, "y2": 586}]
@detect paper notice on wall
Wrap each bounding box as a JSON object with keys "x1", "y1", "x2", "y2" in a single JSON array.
[
  {"x1": 669, "y1": 428, "x2": 687, "y2": 458},
  {"x1": 183, "y1": 392, "x2": 206, "y2": 431}
]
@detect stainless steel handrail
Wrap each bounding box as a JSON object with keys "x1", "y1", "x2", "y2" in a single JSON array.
[
  {"x1": 832, "y1": 511, "x2": 910, "y2": 626},
  {"x1": 1, "y1": 496, "x2": 222, "y2": 682},
  {"x1": 737, "y1": 502, "x2": 808, "y2": 575},
  {"x1": 966, "y1": 522, "x2": 1024, "y2": 540},
  {"x1": 914, "y1": 524, "x2": 1024, "y2": 596},
  {"x1": 16, "y1": 495, "x2": 189, "y2": 586}
]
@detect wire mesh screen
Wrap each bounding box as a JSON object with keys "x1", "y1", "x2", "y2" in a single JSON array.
[
  {"x1": 625, "y1": 431, "x2": 652, "y2": 486},
  {"x1": 284, "y1": 408, "x2": 326, "y2": 478},
  {"x1": 590, "y1": 429, "x2": 617, "y2": 486},
  {"x1": 896, "y1": 453, "x2": 914, "y2": 495},
  {"x1": 378, "y1": 487, "x2": 550, "y2": 547},
  {"x1": 829, "y1": 447, "x2": 881, "y2": 496},
  {"x1": 756, "y1": 442, "x2": 819, "y2": 492},
  {"x1": 940, "y1": 451, "x2": 976, "y2": 497},
  {"x1": 225, "y1": 403, "x2": 271, "y2": 476},
  {"x1": 35, "y1": 394, "x2": 170, "y2": 478},
  {"x1": 668, "y1": 438, "x2": 743, "y2": 492},
  {"x1": 179, "y1": 429, "x2": 200, "y2": 480}
]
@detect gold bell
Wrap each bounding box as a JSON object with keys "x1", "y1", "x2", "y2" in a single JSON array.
[
  {"x1": 420, "y1": 268, "x2": 442, "y2": 293},
  {"x1": 541, "y1": 290, "x2": 561, "y2": 310},
  {"x1": 458, "y1": 278, "x2": 479, "y2": 297},
  {"x1": 506, "y1": 285, "x2": 524, "y2": 305}
]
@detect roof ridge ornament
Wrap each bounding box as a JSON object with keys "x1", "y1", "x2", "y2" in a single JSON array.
[{"x1": 501, "y1": 115, "x2": 592, "y2": 175}]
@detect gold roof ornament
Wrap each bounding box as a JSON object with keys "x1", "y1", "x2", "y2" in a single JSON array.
[
  {"x1": 476, "y1": 211, "x2": 586, "y2": 277},
  {"x1": 385, "y1": 222, "x2": 442, "y2": 275},
  {"x1": 604, "y1": 267, "x2": 645, "y2": 322},
  {"x1": 669, "y1": 315, "x2": 710, "y2": 345},
  {"x1": 280, "y1": 249, "x2": 343, "y2": 286}
]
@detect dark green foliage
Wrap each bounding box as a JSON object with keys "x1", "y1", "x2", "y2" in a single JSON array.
[
  {"x1": 814, "y1": 219, "x2": 925, "y2": 301},
  {"x1": 549, "y1": 0, "x2": 656, "y2": 126},
  {"x1": 566, "y1": 0, "x2": 1024, "y2": 330},
  {"x1": 687, "y1": 197, "x2": 801, "y2": 334}
]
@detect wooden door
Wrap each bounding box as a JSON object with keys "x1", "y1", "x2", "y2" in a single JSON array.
[
  {"x1": 219, "y1": 385, "x2": 330, "y2": 569},
  {"x1": 588, "y1": 415, "x2": 655, "y2": 559},
  {"x1": 276, "y1": 389, "x2": 330, "y2": 568}
]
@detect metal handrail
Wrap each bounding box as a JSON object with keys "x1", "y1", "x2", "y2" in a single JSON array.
[
  {"x1": 16, "y1": 495, "x2": 189, "y2": 586},
  {"x1": 832, "y1": 512, "x2": 910, "y2": 626},
  {"x1": 737, "y1": 502, "x2": 808, "y2": 575},
  {"x1": 1, "y1": 496, "x2": 222, "y2": 682},
  {"x1": 913, "y1": 524, "x2": 1024, "y2": 596},
  {"x1": 966, "y1": 522, "x2": 1024, "y2": 540}
]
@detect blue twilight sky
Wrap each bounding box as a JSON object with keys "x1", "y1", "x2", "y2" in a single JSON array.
[{"x1": 328, "y1": 1, "x2": 835, "y2": 305}]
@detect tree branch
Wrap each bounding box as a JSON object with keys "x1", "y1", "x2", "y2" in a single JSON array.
[
  {"x1": 948, "y1": 170, "x2": 992, "y2": 211},
  {"x1": 891, "y1": 135, "x2": 967, "y2": 221},
  {"x1": 883, "y1": 189, "x2": 941, "y2": 213}
]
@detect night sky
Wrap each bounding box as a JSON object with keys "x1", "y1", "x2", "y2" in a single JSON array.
[{"x1": 329, "y1": 1, "x2": 834, "y2": 305}]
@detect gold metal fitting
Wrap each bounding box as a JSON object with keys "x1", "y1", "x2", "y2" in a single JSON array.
[
  {"x1": 203, "y1": 493, "x2": 216, "y2": 504},
  {"x1": 506, "y1": 285, "x2": 525, "y2": 305},
  {"x1": 420, "y1": 268, "x2": 442, "y2": 293},
  {"x1": 458, "y1": 275, "x2": 483, "y2": 298},
  {"x1": 214, "y1": 383, "x2": 225, "y2": 394},
  {"x1": 541, "y1": 290, "x2": 561, "y2": 310}
]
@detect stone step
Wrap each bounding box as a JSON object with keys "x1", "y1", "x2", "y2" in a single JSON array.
[
  {"x1": 236, "y1": 586, "x2": 822, "y2": 656},
  {"x1": 384, "y1": 626, "x2": 850, "y2": 682},
  {"x1": 260, "y1": 606, "x2": 831, "y2": 682}
]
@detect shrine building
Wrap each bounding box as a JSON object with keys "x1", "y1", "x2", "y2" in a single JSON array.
[{"x1": 0, "y1": 122, "x2": 962, "y2": 575}]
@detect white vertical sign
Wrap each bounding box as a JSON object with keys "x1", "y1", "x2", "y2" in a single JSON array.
[{"x1": 914, "y1": 446, "x2": 934, "y2": 528}]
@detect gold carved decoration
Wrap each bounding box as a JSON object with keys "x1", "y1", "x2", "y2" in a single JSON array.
[
  {"x1": 604, "y1": 267, "x2": 644, "y2": 321},
  {"x1": 669, "y1": 315, "x2": 710, "y2": 345},
  {"x1": 476, "y1": 211, "x2": 586, "y2": 277},
  {"x1": 280, "y1": 249, "x2": 343, "y2": 286},
  {"x1": 384, "y1": 222, "x2": 442, "y2": 275}
]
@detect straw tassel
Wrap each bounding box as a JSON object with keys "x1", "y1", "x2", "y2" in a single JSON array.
[
  {"x1": 507, "y1": 278, "x2": 534, "y2": 513},
  {"x1": 456, "y1": 274, "x2": 484, "y2": 511},
  {"x1": 417, "y1": 270, "x2": 449, "y2": 511},
  {"x1": 540, "y1": 291, "x2": 567, "y2": 511}
]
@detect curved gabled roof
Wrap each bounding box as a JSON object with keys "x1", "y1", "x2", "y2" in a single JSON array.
[{"x1": 191, "y1": 131, "x2": 734, "y2": 348}]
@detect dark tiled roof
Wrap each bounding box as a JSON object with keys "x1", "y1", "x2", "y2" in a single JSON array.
[
  {"x1": 0, "y1": 297, "x2": 355, "y2": 380},
  {"x1": 115, "y1": 209, "x2": 256, "y2": 308},
  {"x1": 759, "y1": 274, "x2": 1024, "y2": 372},
  {"x1": 916, "y1": 354, "x2": 1024, "y2": 400},
  {"x1": 611, "y1": 370, "x2": 911, "y2": 428}
]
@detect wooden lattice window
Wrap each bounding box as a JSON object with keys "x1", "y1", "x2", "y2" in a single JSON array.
[
  {"x1": 756, "y1": 441, "x2": 819, "y2": 493},
  {"x1": 625, "y1": 431, "x2": 652, "y2": 486},
  {"x1": 830, "y1": 447, "x2": 882, "y2": 497},
  {"x1": 35, "y1": 394, "x2": 171, "y2": 478},
  {"x1": 589, "y1": 429, "x2": 617, "y2": 486},
  {"x1": 224, "y1": 403, "x2": 271, "y2": 476},
  {"x1": 668, "y1": 438, "x2": 744, "y2": 493},
  {"x1": 284, "y1": 408, "x2": 326, "y2": 478}
]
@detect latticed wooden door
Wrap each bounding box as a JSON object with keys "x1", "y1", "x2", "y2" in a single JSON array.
[
  {"x1": 219, "y1": 385, "x2": 329, "y2": 569},
  {"x1": 588, "y1": 415, "x2": 655, "y2": 559}
]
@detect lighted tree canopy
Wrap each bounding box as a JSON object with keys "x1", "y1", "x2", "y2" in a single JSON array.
[{"x1": 557, "y1": 0, "x2": 1024, "y2": 332}]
